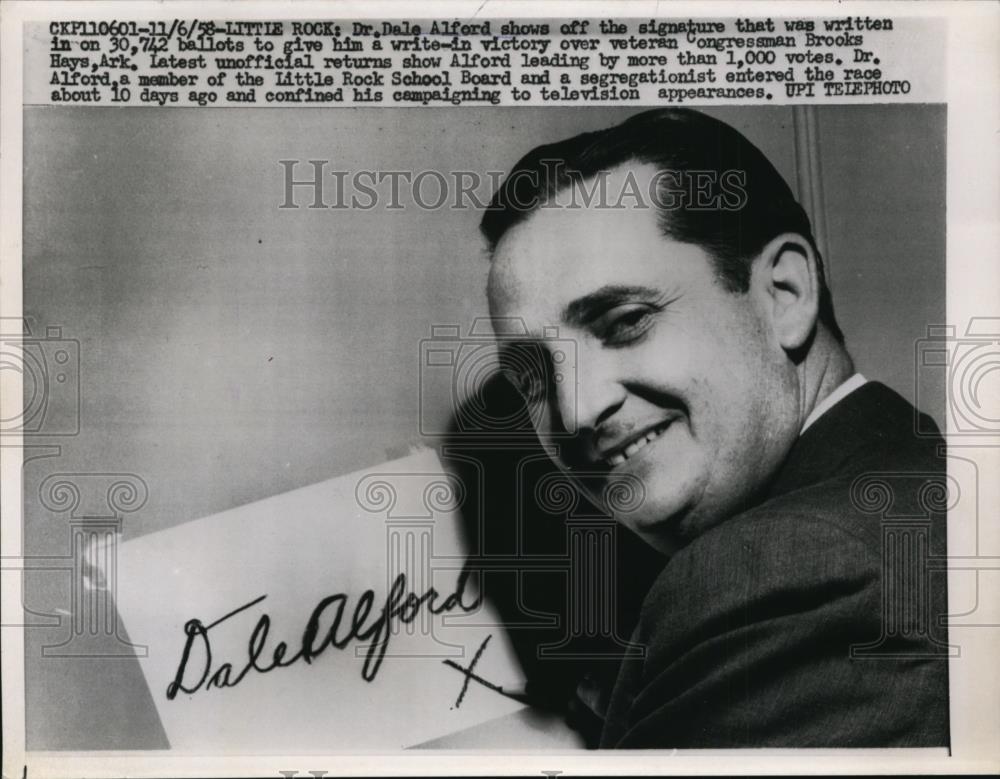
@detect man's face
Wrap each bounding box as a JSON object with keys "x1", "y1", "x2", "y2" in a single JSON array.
[{"x1": 487, "y1": 165, "x2": 801, "y2": 553}]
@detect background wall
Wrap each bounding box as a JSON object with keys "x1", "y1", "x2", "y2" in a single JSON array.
[
  {"x1": 816, "y1": 105, "x2": 946, "y2": 397},
  {"x1": 22, "y1": 105, "x2": 945, "y2": 548}
]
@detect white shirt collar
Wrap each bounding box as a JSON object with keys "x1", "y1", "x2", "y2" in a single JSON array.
[{"x1": 800, "y1": 373, "x2": 868, "y2": 434}]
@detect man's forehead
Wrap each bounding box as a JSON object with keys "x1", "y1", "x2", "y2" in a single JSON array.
[{"x1": 488, "y1": 166, "x2": 671, "y2": 318}]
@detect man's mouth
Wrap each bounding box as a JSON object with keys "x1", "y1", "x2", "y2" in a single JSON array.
[{"x1": 600, "y1": 420, "x2": 673, "y2": 468}]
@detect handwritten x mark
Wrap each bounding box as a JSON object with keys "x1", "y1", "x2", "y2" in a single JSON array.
[{"x1": 443, "y1": 634, "x2": 531, "y2": 709}]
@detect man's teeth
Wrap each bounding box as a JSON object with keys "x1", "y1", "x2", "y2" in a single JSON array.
[{"x1": 605, "y1": 425, "x2": 668, "y2": 466}]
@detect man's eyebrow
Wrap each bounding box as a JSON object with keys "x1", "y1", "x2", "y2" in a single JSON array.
[{"x1": 561, "y1": 284, "x2": 663, "y2": 327}]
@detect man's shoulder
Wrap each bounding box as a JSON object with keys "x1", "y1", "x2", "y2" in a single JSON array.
[
  {"x1": 643, "y1": 491, "x2": 880, "y2": 634},
  {"x1": 638, "y1": 379, "x2": 948, "y2": 642},
  {"x1": 610, "y1": 473, "x2": 949, "y2": 748},
  {"x1": 643, "y1": 448, "x2": 948, "y2": 632},
  {"x1": 677, "y1": 381, "x2": 944, "y2": 578}
]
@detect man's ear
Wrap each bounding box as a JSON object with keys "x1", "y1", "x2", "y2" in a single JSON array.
[{"x1": 754, "y1": 233, "x2": 821, "y2": 353}]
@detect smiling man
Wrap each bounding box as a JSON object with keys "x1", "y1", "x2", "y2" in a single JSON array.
[{"x1": 481, "y1": 108, "x2": 949, "y2": 747}]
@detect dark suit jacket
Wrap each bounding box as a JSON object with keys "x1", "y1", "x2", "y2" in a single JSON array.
[{"x1": 599, "y1": 382, "x2": 950, "y2": 747}]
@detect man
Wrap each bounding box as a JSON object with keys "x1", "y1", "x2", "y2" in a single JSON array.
[{"x1": 480, "y1": 108, "x2": 949, "y2": 747}]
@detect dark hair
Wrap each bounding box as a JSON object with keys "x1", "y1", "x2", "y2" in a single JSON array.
[{"x1": 480, "y1": 108, "x2": 844, "y2": 343}]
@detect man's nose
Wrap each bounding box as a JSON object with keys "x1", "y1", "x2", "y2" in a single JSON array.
[{"x1": 553, "y1": 345, "x2": 626, "y2": 434}]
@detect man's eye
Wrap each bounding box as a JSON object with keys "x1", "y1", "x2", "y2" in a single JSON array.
[{"x1": 600, "y1": 306, "x2": 656, "y2": 345}]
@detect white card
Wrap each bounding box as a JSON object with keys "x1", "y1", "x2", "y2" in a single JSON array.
[{"x1": 113, "y1": 449, "x2": 527, "y2": 751}]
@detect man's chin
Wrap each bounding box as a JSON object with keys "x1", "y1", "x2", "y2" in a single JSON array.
[
  {"x1": 610, "y1": 499, "x2": 693, "y2": 555},
  {"x1": 572, "y1": 469, "x2": 699, "y2": 544}
]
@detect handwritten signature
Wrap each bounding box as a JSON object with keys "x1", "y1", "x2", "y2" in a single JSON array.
[{"x1": 166, "y1": 570, "x2": 481, "y2": 700}]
